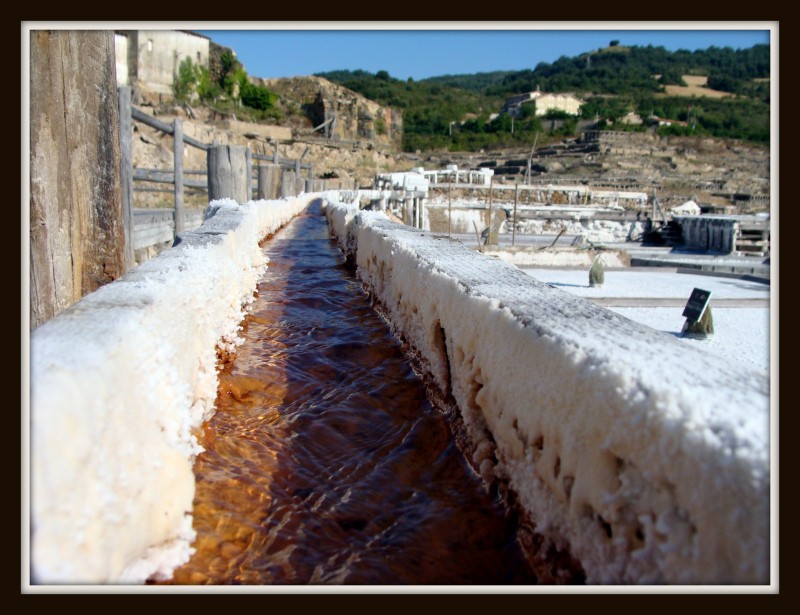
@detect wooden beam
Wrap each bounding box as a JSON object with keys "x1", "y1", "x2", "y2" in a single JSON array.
[
  {"x1": 118, "y1": 86, "x2": 135, "y2": 269},
  {"x1": 173, "y1": 118, "x2": 184, "y2": 235},
  {"x1": 130, "y1": 106, "x2": 208, "y2": 150}
]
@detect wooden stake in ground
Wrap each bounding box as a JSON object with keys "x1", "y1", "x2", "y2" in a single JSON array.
[
  {"x1": 589, "y1": 254, "x2": 605, "y2": 288},
  {"x1": 681, "y1": 288, "x2": 714, "y2": 339},
  {"x1": 448, "y1": 176, "x2": 452, "y2": 237},
  {"x1": 682, "y1": 305, "x2": 714, "y2": 338},
  {"x1": 472, "y1": 221, "x2": 483, "y2": 253},
  {"x1": 488, "y1": 176, "x2": 494, "y2": 245},
  {"x1": 513, "y1": 183, "x2": 518, "y2": 247}
]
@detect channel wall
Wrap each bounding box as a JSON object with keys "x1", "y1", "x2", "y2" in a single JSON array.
[
  {"x1": 30, "y1": 195, "x2": 312, "y2": 584},
  {"x1": 324, "y1": 194, "x2": 771, "y2": 585}
]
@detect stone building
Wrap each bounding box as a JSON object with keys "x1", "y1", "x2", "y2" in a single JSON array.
[
  {"x1": 114, "y1": 30, "x2": 211, "y2": 103},
  {"x1": 502, "y1": 88, "x2": 584, "y2": 117}
]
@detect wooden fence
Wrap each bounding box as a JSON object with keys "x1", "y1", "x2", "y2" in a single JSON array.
[{"x1": 118, "y1": 86, "x2": 320, "y2": 258}]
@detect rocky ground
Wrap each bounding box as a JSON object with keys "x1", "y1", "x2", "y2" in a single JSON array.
[
  {"x1": 130, "y1": 102, "x2": 413, "y2": 210},
  {"x1": 414, "y1": 133, "x2": 770, "y2": 214},
  {"x1": 131, "y1": 94, "x2": 769, "y2": 216}
]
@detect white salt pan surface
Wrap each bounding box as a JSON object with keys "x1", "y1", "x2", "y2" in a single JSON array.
[{"x1": 520, "y1": 268, "x2": 771, "y2": 374}]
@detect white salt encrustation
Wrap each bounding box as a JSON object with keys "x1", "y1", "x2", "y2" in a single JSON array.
[
  {"x1": 30, "y1": 196, "x2": 312, "y2": 584},
  {"x1": 324, "y1": 195, "x2": 771, "y2": 585}
]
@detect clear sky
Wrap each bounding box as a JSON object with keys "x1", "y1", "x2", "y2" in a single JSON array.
[{"x1": 193, "y1": 24, "x2": 773, "y2": 82}]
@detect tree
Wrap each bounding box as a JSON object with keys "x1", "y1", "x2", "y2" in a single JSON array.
[
  {"x1": 196, "y1": 65, "x2": 221, "y2": 102},
  {"x1": 610, "y1": 40, "x2": 620, "y2": 47},
  {"x1": 218, "y1": 49, "x2": 245, "y2": 97},
  {"x1": 173, "y1": 57, "x2": 197, "y2": 102}
]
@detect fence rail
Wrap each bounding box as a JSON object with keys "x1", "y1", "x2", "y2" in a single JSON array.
[
  {"x1": 130, "y1": 107, "x2": 208, "y2": 150},
  {"x1": 119, "y1": 86, "x2": 319, "y2": 259},
  {"x1": 133, "y1": 168, "x2": 208, "y2": 189}
]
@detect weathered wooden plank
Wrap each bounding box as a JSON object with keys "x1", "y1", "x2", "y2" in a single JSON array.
[
  {"x1": 130, "y1": 106, "x2": 208, "y2": 150},
  {"x1": 280, "y1": 170, "x2": 297, "y2": 198},
  {"x1": 132, "y1": 209, "x2": 206, "y2": 250},
  {"x1": 118, "y1": 86, "x2": 135, "y2": 269},
  {"x1": 245, "y1": 148, "x2": 253, "y2": 201},
  {"x1": 30, "y1": 30, "x2": 126, "y2": 329},
  {"x1": 207, "y1": 145, "x2": 248, "y2": 203},
  {"x1": 173, "y1": 118, "x2": 184, "y2": 234},
  {"x1": 252, "y1": 152, "x2": 312, "y2": 170},
  {"x1": 132, "y1": 169, "x2": 207, "y2": 188},
  {"x1": 256, "y1": 164, "x2": 281, "y2": 200}
]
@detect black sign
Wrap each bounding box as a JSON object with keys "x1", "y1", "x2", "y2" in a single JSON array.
[{"x1": 683, "y1": 288, "x2": 712, "y2": 321}]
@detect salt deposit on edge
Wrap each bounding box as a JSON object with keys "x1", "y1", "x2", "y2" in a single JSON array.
[
  {"x1": 324, "y1": 194, "x2": 770, "y2": 585},
  {"x1": 30, "y1": 195, "x2": 312, "y2": 584}
]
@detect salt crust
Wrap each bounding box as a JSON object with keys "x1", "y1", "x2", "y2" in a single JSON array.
[
  {"x1": 324, "y1": 195, "x2": 770, "y2": 585},
  {"x1": 30, "y1": 196, "x2": 312, "y2": 584}
]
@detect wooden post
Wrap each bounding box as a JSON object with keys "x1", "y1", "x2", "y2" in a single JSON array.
[
  {"x1": 257, "y1": 164, "x2": 274, "y2": 200},
  {"x1": 280, "y1": 169, "x2": 296, "y2": 198},
  {"x1": 118, "y1": 86, "x2": 135, "y2": 269},
  {"x1": 273, "y1": 143, "x2": 280, "y2": 165},
  {"x1": 207, "y1": 145, "x2": 248, "y2": 203},
  {"x1": 30, "y1": 31, "x2": 126, "y2": 328},
  {"x1": 245, "y1": 147, "x2": 253, "y2": 202},
  {"x1": 448, "y1": 176, "x2": 452, "y2": 237},
  {"x1": 488, "y1": 175, "x2": 494, "y2": 245},
  {"x1": 256, "y1": 165, "x2": 267, "y2": 200},
  {"x1": 173, "y1": 117, "x2": 184, "y2": 235},
  {"x1": 513, "y1": 183, "x2": 518, "y2": 247}
]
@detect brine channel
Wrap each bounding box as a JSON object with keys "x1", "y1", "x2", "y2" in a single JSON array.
[{"x1": 162, "y1": 200, "x2": 537, "y2": 585}]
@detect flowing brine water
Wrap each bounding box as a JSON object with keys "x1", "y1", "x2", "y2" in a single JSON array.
[{"x1": 161, "y1": 201, "x2": 536, "y2": 585}]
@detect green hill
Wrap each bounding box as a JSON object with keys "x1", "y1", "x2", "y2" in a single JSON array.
[{"x1": 316, "y1": 43, "x2": 770, "y2": 151}]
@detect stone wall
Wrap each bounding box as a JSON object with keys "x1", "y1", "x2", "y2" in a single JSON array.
[
  {"x1": 260, "y1": 75, "x2": 402, "y2": 149},
  {"x1": 324, "y1": 196, "x2": 770, "y2": 585}
]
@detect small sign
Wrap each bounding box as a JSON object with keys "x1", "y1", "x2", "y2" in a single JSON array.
[{"x1": 683, "y1": 288, "x2": 712, "y2": 321}]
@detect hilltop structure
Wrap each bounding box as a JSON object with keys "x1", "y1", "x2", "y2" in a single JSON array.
[{"x1": 502, "y1": 87, "x2": 584, "y2": 118}]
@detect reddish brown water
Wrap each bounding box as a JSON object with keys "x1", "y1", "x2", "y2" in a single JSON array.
[{"x1": 163, "y1": 201, "x2": 537, "y2": 585}]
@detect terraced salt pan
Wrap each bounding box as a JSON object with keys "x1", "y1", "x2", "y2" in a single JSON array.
[{"x1": 324, "y1": 196, "x2": 771, "y2": 585}]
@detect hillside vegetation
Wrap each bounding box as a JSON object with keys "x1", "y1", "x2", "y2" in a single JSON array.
[{"x1": 317, "y1": 43, "x2": 770, "y2": 151}]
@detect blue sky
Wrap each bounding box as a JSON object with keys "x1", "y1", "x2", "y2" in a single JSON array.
[{"x1": 194, "y1": 25, "x2": 773, "y2": 82}]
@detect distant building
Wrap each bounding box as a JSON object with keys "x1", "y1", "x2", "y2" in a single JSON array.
[
  {"x1": 115, "y1": 30, "x2": 211, "y2": 103},
  {"x1": 502, "y1": 87, "x2": 584, "y2": 117},
  {"x1": 619, "y1": 112, "x2": 643, "y2": 125},
  {"x1": 649, "y1": 115, "x2": 688, "y2": 127}
]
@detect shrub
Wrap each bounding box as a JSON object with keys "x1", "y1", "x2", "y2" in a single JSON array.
[
  {"x1": 173, "y1": 57, "x2": 197, "y2": 103},
  {"x1": 240, "y1": 81, "x2": 278, "y2": 111}
]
